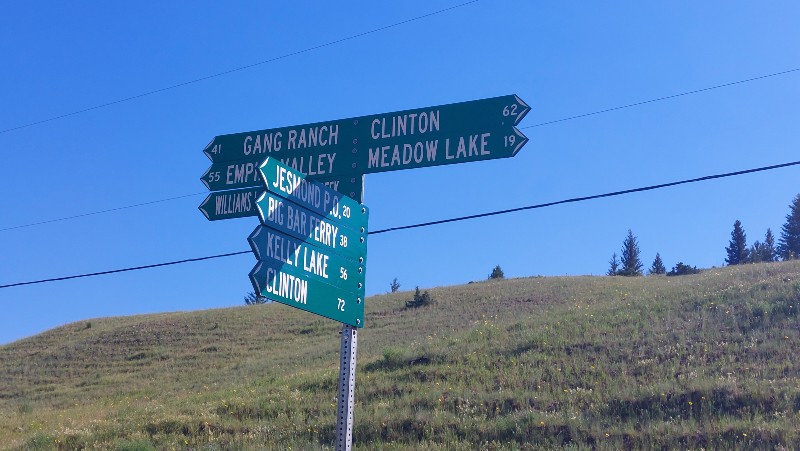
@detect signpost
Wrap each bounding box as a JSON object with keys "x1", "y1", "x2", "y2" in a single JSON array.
[
  {"x1": 249, "y1": 259, "x2": 364, "y2": 327},
  {"x1": 198, "y1": 175, "x2": 364, "y2": 221},
  {"x1": 259, "y1": 157, "x2": 365, "y2": 221},
  {"x1": 199, "y1": 95, "x2": 529, "y2": 191},
  {"x1": 255, "y1": 190, "x2": 367, "y2": 262},
  {"x1": 198, "y1": 186, "x2": 262, "y2": 222},
  {"x1": 249, "y1": 226, "x2": 366, "y2": 294},
  {"x1": 198, "y1": 94, "x2": 530, "y2": 450},
  {"x1": 201, "y1": 161, "x2": 363, "y2": 193},
  {"x1": 249, "y1": 158, "x2": 368, "y2": 329}
]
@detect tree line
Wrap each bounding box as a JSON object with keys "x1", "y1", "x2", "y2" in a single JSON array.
[{"x1": 609, "y1": 194, "x2": 800, "y2": 276}]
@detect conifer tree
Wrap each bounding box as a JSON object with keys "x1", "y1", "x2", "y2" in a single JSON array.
[
  {"x1": 779, "y1": 194, "x2": 800, "y2": 260},
  {"x1": 649, "y1": 253, "x2": 666, "y2": 275},
  {"x1": 619, "y1": 230, "x2": 643, "y2": 276},
  {"x1": 749, "y1": 241, "x2": 764, "y2": 263},
  {"x1": 488, "y1": 265, "x2": 505, "y2": 280},
  {"x1": 725, "y1": 220, "x2": 749, "y2": 265},
  {"x1": 763, "y1": 228, "x2": 777, "y2": 262},
  {"x1": 607, "y1": 253, "x2": 619, "y2": 276}
]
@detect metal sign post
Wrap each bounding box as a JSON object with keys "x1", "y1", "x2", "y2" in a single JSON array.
[
  {"x1": 197, "y1": 94, "x2": 531, "y2": 450},
  {"x1": 336, "y1": 324, "x2": 358, "y2": 450},
  {"x1": 335, "y1": 181, "x2": 364, "y2": 450}
]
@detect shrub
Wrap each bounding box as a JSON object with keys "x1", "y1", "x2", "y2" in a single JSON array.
[
  {"x1": 244, "y1": 291, "x2": 268, "y2": 305},
  {"x1": 405, "y1": 287, "x2": 433, "y2": 309},
  {"x1": 667, "y1": 262, "x2": 701, "y2": 276}
]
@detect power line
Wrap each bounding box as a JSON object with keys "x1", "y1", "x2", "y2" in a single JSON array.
[
  {"x1": 3, "y1": 67, "x2": 797, "y2": 233},
  {"x1": 370, "y1": 159, "x2": 800, "y2": 234},
  {"x1": 0, "y1": 1, "x2": 479, "y2": 135},
  {"x1": 0, "y1": 192, "x2": 206, "y2": 232},
  {"x1": 2, "y1": 158, "x2": 798, "y2": 289},
  {"x1": 0, "y1": 252, "x2": 251, "y2": 289},
  {"x1": 521, "y1": 68, "x2": 800, "y2": 129}
]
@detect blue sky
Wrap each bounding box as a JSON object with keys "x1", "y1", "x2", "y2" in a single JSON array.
[{"x1": 1, "y1": 1, "x2": 798, "y2": 344}]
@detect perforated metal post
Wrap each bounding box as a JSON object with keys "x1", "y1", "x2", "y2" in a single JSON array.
[
  {"x1": 336, "y1": 177, "x2": 364, "y2": 451},
  {"x1": 336, "y1": 324, "x2": 358, "y2": 450}
]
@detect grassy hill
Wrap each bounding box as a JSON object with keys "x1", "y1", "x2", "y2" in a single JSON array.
[{"x1": 1, "y1": 261, "x2": 799, "y2": 450}]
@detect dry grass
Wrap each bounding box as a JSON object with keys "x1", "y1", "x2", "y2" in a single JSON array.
[{"x1": 1, "y1": 261, "x2": 799, "y2": 449}]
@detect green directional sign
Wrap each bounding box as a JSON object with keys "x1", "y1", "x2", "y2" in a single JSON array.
[
  {"x1": 250, "y1": 259, "x2": 364, "y2": 327},
  {"x1": 198, "y1": 187, "x2": 262, "y2": 221},
  {"x1": 256, "y1": 191, "x2": 367, "y2": 262},
  {"x1": 249, "y1": 225, "x2": 365, "y2": 294},
  {"x1": 260, "y1": 157, "x2": 365, "y2": 222},
  {"x1": 198, "y1": 175, "x2": 364, "y2": 221},
  {"x1": 201, "y1": 95, "x2": 529, "y2": 191},
  {"x1": 201, "y1": 159, "x2": 362, "y2": 194}
]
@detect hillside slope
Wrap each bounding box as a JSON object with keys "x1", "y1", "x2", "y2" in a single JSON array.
[{"x1": 1, "y1": 261, "x2": 799, "y2": 450}]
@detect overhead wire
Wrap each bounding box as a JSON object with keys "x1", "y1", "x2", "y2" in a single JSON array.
[
  {"x1": 0, "y1": 1, "x2": 480, "y2": 135},
  {"x1": 0, "y1": 192, "x2": 206, "y2": 232},
  {"x1": 2, "y1": 158, "x2": 798, "y2": 289},
  {"x1": 2, "y1": 67, "x2": 798, "y2": 232},
  {"x1": 521, "y1": 68, "x2": 800, "y2": 129}
]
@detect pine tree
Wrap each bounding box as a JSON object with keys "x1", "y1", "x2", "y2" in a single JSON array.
[
  {"x1": 749, "y1": 229, "x2": 777, "y2": 264},
  {"x1": 763, "y1": 228, "x2": 777, "y2": 262},
  {"x1": 779, "y1": 194, "x2": 800, "y2": 260},
  {"x1": 607, "y1": 253, "x2": 619, "y2": 276},
  {"x1": 488, "y1": 265, "x2": 505, "y2": 280},
  {"x1": 725, "y1": 220, "x2": 749, "y2": 265},
  {"x1": 619, "y1": 230, "x2": 643, "y2": 276},
  {"x1": 390, "y1": 278, "x2": 400, "y2": 293},
  {"x1": 749, "y1": 241, "x2": 764, "y2": 263},
  {"x1": 649, "y1": 253, "x2": 666, "y2": 275}
]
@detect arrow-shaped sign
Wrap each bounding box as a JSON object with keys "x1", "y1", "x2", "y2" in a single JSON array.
[
  {"x1": 198, "y1": 175, "x2": 364, "y2": 221},
  {"x1": 256, "y1": 190, "x2": 367, "y2": 262},
  {"x1": 259, "y1": 157, "x2": 366, "y2": 222},
  {"x1": 248, "y1": 225, "x2": 365, "y2": 294},
  {"x1": 204, "y1": 95, "x2": 528, "y2": 163},
  {"x1": 200, "y1": 95, "x2": 529, "y2": 191},
  {"x1": 249, "y1": 158, "x2": 369, "y2": 327},
  {"x1": 200, "y1": 160, "x2": 362, "y2": 193},
  {"x1": 201, "y1": 127, "x2": 527, "y2": 191},
  {"x1": 250, "y1": 260, "x2": 364, "y2": 327},
  {"x1": 198, "y1": 186, "x2": 262, "y2": 221}
]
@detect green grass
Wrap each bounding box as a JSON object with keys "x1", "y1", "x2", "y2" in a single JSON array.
[{"x1": 1, "y1": 261, "x2": 799, "y2": 449}]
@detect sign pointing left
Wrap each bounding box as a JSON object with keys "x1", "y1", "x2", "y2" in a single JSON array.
[
  {"x1": 248, "y1": 158, "x2": 369, "y2": 328},
  {"x1": 201, "y1": 95, "x2": 529, "y2": 188},
  {"x1": 249, "y1": 260, "x2": 364, "y2": 327},
  {"x1": 198, "y1": 187, "x2": 262, "y2": 221}
]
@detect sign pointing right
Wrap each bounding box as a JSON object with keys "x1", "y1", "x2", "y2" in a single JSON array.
[{"x1": 200, "y1": 95, "x2": 530, "y2": 191}]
